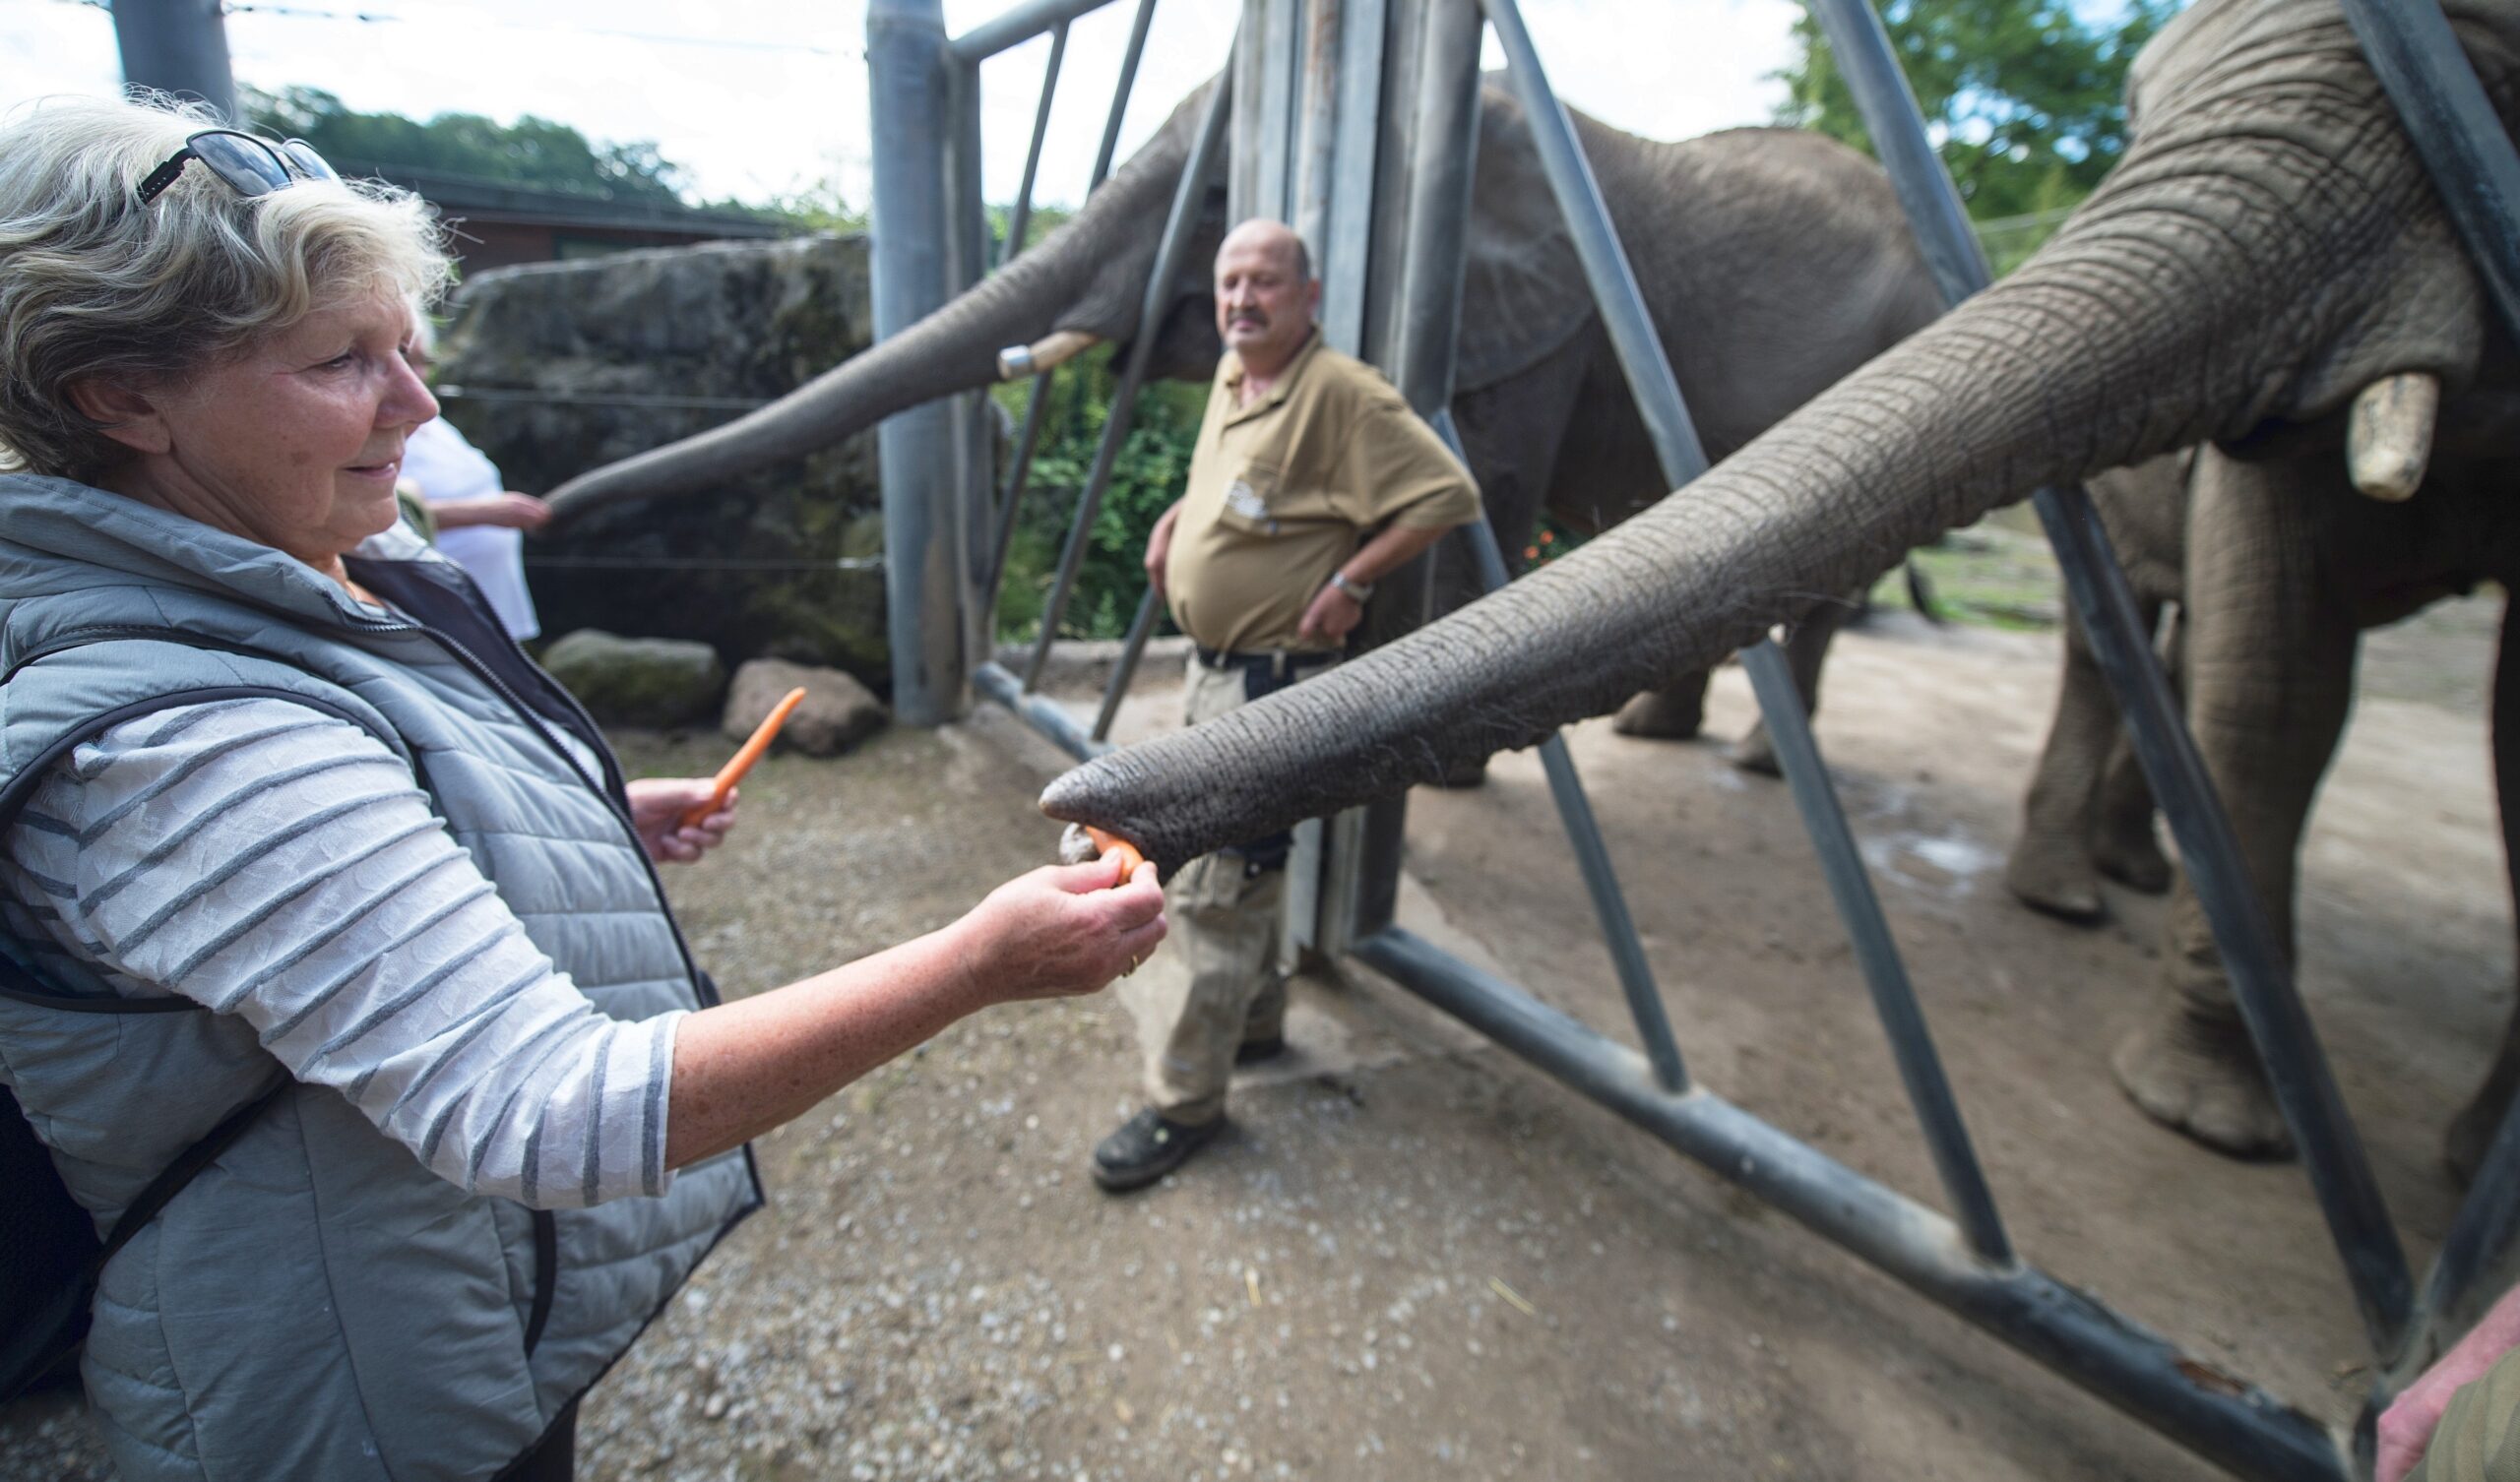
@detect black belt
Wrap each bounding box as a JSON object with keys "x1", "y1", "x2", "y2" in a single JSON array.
[{"x1": 1194, "y1": 646, "x2": 1339, "y2": 681}]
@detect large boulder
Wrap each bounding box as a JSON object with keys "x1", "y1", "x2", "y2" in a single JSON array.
[
  {"x1": 543, "y1": 630, "x2": 726, "y2": 729},
  {"x1": 723, "y1": 657, "x2": 889, "y2": 757},
  {"x1": 435, "y1": 235, "x2": 888, "y2": 685}
]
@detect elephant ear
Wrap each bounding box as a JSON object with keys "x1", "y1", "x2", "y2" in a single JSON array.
[{"x1": 1454, "y1": 80, "x2": 1599, "y2": 395}]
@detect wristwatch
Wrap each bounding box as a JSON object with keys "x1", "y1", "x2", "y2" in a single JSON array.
[{"x1": 1328, "y1": 570, "x2": 1375, "y2": 603}]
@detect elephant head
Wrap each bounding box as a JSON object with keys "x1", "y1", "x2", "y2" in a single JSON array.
[
  {"x1": 543, "y1": 76, "x2": 1606, "y2": 518},
  {"x1": 1041, "y1": 0, "x2": 2519, "y2": 871}
]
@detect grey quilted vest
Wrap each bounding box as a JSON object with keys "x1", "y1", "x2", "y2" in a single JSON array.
[{"x1": 0, "y1": 473, "x2": 761, "y2": 1481}]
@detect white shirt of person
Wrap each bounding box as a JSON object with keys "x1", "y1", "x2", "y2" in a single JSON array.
[{"x1": 401, "y1": 417, "x2": 542, "y2": 642}]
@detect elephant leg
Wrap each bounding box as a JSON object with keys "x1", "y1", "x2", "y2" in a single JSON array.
[
  {"x1": 1727, "y1": 596, "x2": 1856, "y2": 776},
  {"x1": 2007, "y1": 600, "x2": 2154, "y2": 922},
  {"x1": 2446, "y1": 599, "x2": 2520, "y2": 1185},
  {"x1": 2114, "y1": 452, "x2": 2355, "y2": 1158},
  {"x1": 2091, "y1": 609, "x2": 2178, "y2": 895},
  {"x1": 1612, "y1": 673, "x2": 1710, "y2": 740}
]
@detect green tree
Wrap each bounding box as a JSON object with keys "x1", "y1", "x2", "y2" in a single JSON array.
[
  {"x1": 1773, "y1": 0, "x2": 2180, "y2": 262},
  {"x1": 242, "y1": 84, "x2": 691, "y2": 204}
]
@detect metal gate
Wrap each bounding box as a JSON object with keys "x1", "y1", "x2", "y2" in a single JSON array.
[{"x1": 865, "y1": 3, "x2": 2520, "y2": 1475}]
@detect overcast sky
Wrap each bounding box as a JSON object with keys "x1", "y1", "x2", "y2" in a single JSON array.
[{"x1": 1, "y1": 0, "x2": 1803, "y2": 209}]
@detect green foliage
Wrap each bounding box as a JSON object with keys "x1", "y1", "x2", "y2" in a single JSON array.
[
  {"x1": 242, "y1": 85, "x2": 692, "y2": 204},
  {"x1": 991, "y1": 351, "x2": 1206, "y2": 643},
  {"x1": 1773, "y1": 0, "x2": 2181, "y2": 261}
]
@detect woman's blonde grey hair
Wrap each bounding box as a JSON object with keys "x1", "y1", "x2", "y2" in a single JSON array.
[{"x1": 0, "y1": 93, "x2": 453, "y2": 480}]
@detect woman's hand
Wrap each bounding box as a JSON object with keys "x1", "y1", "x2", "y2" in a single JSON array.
[
  {"x1": 953, "y1": 856, "x2": 1167, "y2": 1006},
  {"x1": 625, "y1": 776, "x2": 735, "y2": 864}
]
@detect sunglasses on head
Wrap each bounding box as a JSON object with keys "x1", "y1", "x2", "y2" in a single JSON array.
[{"x1": 135, "y1": 130, "x2": 340, "y2": 207}]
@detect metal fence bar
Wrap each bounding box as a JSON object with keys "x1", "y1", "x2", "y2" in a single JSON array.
[
  {"x1": 2339, "y1": 0, "x2": 2520, "y2": 345},
  {"x1": 1090, "y1": 0, "x2": 1160, "y2": 190},
  {"x1": 1349, "y1": 926, "x2": 2348, "y2": 1482},
  {"x1": 1001, "y1": 20, "x2": 1069, "y2": 269},
  {"x1": 1741, "y1": 634, "x2": 2011, "y2": 1262},
  {"x1": 1021, "y1": 56, "x2": 1234, "y2": 691},
  {"x1": 1092, "y1": 587, "x2": 1165, "y2": 742},
  {"x1": 869, "y1": 0, "x2": 968, "y2": 725},
  {"x1": 1804, "y1": 0, "x2": 2413, "y2": 1350},
  {"x1": 951, "y1": 0, "x2": 1117, "y2": 63},
  {"x1": 976, "y1": 660, "x2": 1110, "y2": 761},
  {"x1": 1454, "y1": 495, "x2": 1687, "y2": 1092},
  {"x1": 1484, "y1": 0, "x2": 2012, "y2": 1265}
]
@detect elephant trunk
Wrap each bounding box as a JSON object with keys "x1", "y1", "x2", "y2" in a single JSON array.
[
  {"x1": 541, "y1": 119, "x2": 1194, "y2": 521},
  {"x1": 1040, "y1": 56, "x2": 2454, "y2": 871}
]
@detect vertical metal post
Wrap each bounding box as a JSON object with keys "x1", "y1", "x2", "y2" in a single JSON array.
[
  {"x1": 1436, "y1": 412, "x2": 1687, "y2": 1092},
  {"x1": 1806, "y1": 0, "x2": 2411, "y2": 1343},
  {"x1": 1337, "y1": 0, "x2": 1484, "y2": 954},
  {"x1": 1090, "y1": 0, "x2": 1161, "y2": 190},
  {"x1": 1001, "y1": 21, "x2": 1069, "y2": 269},
  {"x1": 1292, "y1": 0, "x2": 1345, "y2": 257},
  {"x1": 1023, "y1": 65, "x2": 1235, "y2": 689},
  {"x1": 1484, "y1": 0, "x2": 2009, "y2": 1263},
  {"x1": 869, "y1": 0, "x2": 970, "y2": 725},
  {"x1": 113, "y1": 0, "x2": 237, "y2": 124}
]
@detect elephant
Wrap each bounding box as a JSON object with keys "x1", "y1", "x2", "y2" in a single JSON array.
[
  {"x1": 1039, "y1": 0, "x2": 2520, "y2": 1178},
  {"x1": 545, "y1": 79, "x2": 1949, "y2": 769}
]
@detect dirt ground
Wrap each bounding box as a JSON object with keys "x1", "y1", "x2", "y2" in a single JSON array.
[{"x1": 3, "y1": 593, "x2": 2507, "y2": 1482}]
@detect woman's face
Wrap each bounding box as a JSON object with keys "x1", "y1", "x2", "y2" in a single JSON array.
[{"x1": 139, "y1": 286, "x2": 438, "y2": 570}]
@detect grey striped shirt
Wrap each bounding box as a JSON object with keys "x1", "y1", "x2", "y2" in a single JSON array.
[{"x1": 0, "y1": 697, "x2": 679, "y2": 1208}]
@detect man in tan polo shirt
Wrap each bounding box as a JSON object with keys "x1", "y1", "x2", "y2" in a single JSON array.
[{"x1": 1093, "y1": 218, "x2": 1480, "y2": 1193}]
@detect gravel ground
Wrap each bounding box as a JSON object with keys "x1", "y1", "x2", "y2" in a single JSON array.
[{"x1": 5, "y1": 602, "x2": 2508, "y2": 1482}]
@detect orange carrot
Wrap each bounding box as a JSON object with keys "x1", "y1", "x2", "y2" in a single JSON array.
[
  {"x1": 684, "y1": 687, "x2": 806, "y2": 827},
  {"x1": 1085, "y1": 826, "x2": 1146, "y2": 883}
]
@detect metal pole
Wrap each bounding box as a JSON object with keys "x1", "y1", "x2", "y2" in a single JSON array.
[
  {"x1": 1806, "y1": 0, "x2": 2413, "y2": 1351},
  {"x1": 1351, "y1": 927, "x2": 2348, "y2": 1482},
  {"x1": 1089, "y1": 0, "x2": 1160, "y2": 192},
  {"x1": 987, "y1": 2, "x2": 1156, "y2": 665},
  {"x1": 2338, "y1": 0, "x2": 2520, "y2": 346},
  {"x1": 1487, "y1": 0, "x2": 2011, "y2": 1264},
  {"x1": 1337, "y1": 0, "x2": 1485, "y2": 950},
  {"x1": 1452, "y1": 485, "x2": 1687, "y2": 1093},
  {"x1": 113, "y1": 0, "x2": 236, "y2": 124},
  {"x1": 1743, "y1": 630, "x2": 2010, "y2": 1262},
  {"x1": 869, "y1": 0, "x2": 970, "y2": 726},
  {"x1": 951, "y1": 0, "x2": 1120, "y2": 63},
  {"x1": 1001, "y1": 21, "x2": 1069, "y2": 269},
  {"x1": 1023, "y1": 64, "x2": 1234, "y2": 690},
  {"x1": 1093, "y1": 587, "x2": 1165, "y2": 742},
  {"x1": 976, "y1": 661, "x2": 1111, "y2": 762}
]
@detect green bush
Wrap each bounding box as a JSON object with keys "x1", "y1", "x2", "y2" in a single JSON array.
[{"x1": 991, "y1": 351, "x2": 1206, "y2": 643}]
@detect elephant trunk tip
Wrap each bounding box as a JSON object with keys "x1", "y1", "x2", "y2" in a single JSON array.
[{"x1": 1039, "y1": 762, "x2": 1174, "y2": 872}]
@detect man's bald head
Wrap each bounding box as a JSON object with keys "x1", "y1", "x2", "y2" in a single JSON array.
[{"x1": 1215, "y1": 218, "x2": 1321, "y2": 380}]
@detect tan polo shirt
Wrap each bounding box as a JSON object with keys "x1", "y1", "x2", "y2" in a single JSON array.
[{"x1": 1164, "y1": 331, "x2": 1480, "y2": 654}]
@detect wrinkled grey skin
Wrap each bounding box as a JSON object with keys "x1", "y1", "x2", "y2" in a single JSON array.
[
  {"x1": 546, "y1": 80, "x2": 1943, "y2": 758},
  {"x1": 1042, "y1": 0, "x2": 2520, "y2": 1169}
]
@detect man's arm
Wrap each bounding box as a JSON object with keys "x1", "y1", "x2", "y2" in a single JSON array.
[
  {"x1": 2380, "y1": 1281, "x2": 2520, "y2": 1481},
  {"x1": 1143, "y1": 498, "x2": 1184, "y2": 601},
  {"x1": 1295, "y1": 519, "x2": 1454, "y2": 646}
]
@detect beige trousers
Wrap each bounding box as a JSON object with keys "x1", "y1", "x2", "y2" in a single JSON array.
[{"x1": 1139, "y1": 657, "x2": 1308, "y2": 1124}]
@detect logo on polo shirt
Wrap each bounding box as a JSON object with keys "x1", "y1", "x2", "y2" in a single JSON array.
[{"x1": 1225, "y1": 477, "x2": 1278, "y2": 533}]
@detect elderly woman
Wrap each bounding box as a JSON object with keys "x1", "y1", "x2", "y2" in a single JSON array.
[{"x1": 0, "y1": 96, "x2": 1166, "y2": 1481}]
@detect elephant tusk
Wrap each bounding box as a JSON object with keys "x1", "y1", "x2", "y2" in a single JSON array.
[
  {"x1": 996, "y1": 330, "x2": 1101, "y2": 382},
  {"x1": 2347, "y1": 371, "x2": 2437, "y2": 502}
]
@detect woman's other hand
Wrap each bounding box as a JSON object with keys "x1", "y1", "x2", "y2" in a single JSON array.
[
  {"x1": 625, "y1": 776, "x2": 735, "y2": 864},
  {"x1": 956, "y1": 857, "x2": 1166, "y2": 1004}
]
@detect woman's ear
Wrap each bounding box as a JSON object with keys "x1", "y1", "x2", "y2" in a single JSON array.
[{"x1": 63, "y1": 377, "x2": 171, "y2": 456}]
